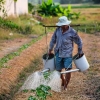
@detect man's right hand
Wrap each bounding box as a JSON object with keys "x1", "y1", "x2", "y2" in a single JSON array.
[{"x1": 48, "y1": 49, "x2": 52, "y2": 55}]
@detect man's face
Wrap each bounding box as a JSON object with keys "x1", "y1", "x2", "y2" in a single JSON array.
[{"x1": 61, "y1": 25, "x2": 69, "y2": 29}]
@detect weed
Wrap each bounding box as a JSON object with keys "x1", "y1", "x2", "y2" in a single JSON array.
[{"x1": 23, "y1": 89, "x2": 29, "y2": 93}]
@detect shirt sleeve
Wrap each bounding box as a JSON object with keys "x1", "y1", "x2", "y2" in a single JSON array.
[
  {"x1": 72, "y1": 31, "x2": 83, "y2": 54},
  {"x1": 49, "y1": 28, "x2": 57, "y2": 51}
]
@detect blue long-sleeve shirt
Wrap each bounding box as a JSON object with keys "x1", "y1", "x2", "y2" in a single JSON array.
[{"x1": 49, "y1": 26, "x2": 83, "y2": 57}]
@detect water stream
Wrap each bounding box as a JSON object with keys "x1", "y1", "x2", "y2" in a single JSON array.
[{"x1": 20, "y1": 70, "x2": 61, "y2": 92}]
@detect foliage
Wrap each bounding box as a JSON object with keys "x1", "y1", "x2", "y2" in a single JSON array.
[
  {"x1": 14, "y1": 0, "x2": 17, "y2": 2},
  {"x1": 37, "y1": 0, "x2": 80, "y2": 19},
  {"x1": 28, "y1": 3, "x2": 34, "y2": 13},
  {"x1": 0, "y1": 17, "x2": 33, "y2": 34},
  {"x1": 61, "y1": 0, "x2": 83, "y2": 4},
  {"x1": 43, "y1": 71, "x2": 51, "y2": 80},
  {"x1": 71, "y1": 5, "x2": 100, "y2": 9},
  {"x1": 28, "y1": 84, "x2": 51, "y2": 100},
  {"x1": 0, "y1": 17, "x2": 19, "y2": 29},
  {"x1": 28, "y1": 96, "x2": 38, "y2": 100},
  {"x1": 0, "y1": 0, "x2": 7, "y2": 17}
]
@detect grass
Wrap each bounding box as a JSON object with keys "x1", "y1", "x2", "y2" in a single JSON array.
[
  {"x1": 62, "y1": 4, "x2": 100, "y2": 9},
  {"x1": 0, "y1": 28, "x2": 24, "y2": 41},
  {"x1": 6, "y1": 14, "x2": 32, "y2": 26},
  {"x1": 0, "y1": 15, "x2": 55, "y2": 41},
  {"x1": 72, "y1": 4, "x2": 100, "y2": 9}
]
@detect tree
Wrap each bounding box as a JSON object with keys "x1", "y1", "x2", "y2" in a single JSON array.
[{"x1": 0, "y1": 0, "x2": 6, "y2": 17}]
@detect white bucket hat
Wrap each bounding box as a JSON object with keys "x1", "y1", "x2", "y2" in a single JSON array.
[{"x1": 56, "y1": 16, "x2": 71, "y2": 26}]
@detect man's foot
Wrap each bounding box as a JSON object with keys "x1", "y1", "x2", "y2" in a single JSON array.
[
  {"x1": 64, "y1": 82, "x2": 67, "y2": 90},
  {"x1": 61, "y1": 86, "x2": 64, "y2": 90},
  {"x1": 61, "y1": 80, "x2": 65, "y2": 91},
  {"x1": 64, "y1": 88, "x2": 67, "y2": 91}
]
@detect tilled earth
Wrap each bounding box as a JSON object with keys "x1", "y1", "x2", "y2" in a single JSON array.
[
  {"x1": 0, "y1": 32, "x2": 100, "y2": 100},
  {"x1": 0, "y1": 38, "x2": 32, "y2": 59}
]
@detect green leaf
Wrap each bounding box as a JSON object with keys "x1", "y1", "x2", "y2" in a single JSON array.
[
  {"x1": 28, "y1": 96, "x2": 38, "y2": 100},
  {"x1": 57, "y1": 13, "x2": 63, "y2": 17},
  {"x1": 63, "y1": 9, "x2": 67, "y2": 15},
  {"x1": 59, "y1": 6, "x2": 64, "y2": 13},
  {"x1": 47, "y1": 0, "x2": 53, "y2": 5},
  {"x1": 22, "y1": 89, "x2": 28, "y2": 93},
  {"x1": 67, "y1": 4, "x2": 71, "y2": 12}
]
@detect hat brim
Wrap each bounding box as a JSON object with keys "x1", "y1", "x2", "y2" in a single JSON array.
[{"x1": 56, "y1": 21, "x2": 71, "y2": 26}]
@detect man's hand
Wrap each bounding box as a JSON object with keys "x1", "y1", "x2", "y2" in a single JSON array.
[
  {"x1": 48, "y1": 49, "x2": 52, "y2": 55},
  {"x1": 78, "y1": 53, "x2": 84, "y2": 58}
]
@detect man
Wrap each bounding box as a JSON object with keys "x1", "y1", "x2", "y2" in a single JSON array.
[{"x1": 48, "y1": 16, "x2": 83, "y2": 90}]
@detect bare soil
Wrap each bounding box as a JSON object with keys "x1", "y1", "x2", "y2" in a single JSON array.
[
  {"x1": 0, "y1": 38, "x2": 32, "y2": 59},
  {"x1": 0, "y1": 32, "x2": 100, "y2": 100}
]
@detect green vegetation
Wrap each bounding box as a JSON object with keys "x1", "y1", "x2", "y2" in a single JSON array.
[
  {"x1": 0, "y1": 17, "x2": 33, "y2": 34},
  {"x1": 63, "y1": 5, "x2": 100, "y2": 9},
  {"x1": 0, "y1": 27, "x2": 24, "y2": 40},
  {"x1": 27, "y1": 85, "x2": 51, "y2": 100},
  {"x1": 0, "y1": 0, "x2": 6, "y2": 17},
  {"x1": 43, "y1": 71, "x2": 51, "y2": 80},
  {"x1": 28, "y1": 3, "x2": 35, "y2": 13},
  {"x1": 37, "y1": 0, "x2": 80, "y2": 19}
]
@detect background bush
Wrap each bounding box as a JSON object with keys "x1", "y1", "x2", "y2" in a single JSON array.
[
  {"x1": 37, "y1": 0, "x2": 80, "y2": 19},
  {"x1": 0, "y1": 17, "x2": 33, "y2": 34}
]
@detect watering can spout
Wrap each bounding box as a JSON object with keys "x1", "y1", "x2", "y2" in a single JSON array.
[{"x1": 41, "y1": 68, "x2": 50, "y2": 73}]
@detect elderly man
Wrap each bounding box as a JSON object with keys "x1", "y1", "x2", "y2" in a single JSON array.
[{"x1": 49, "y1": 16, "x2": 83, "y2": 90}]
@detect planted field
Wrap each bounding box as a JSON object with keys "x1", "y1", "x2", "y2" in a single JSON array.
[{"x1": 0, "y1": 7, "x2": 100, "y2": 100}]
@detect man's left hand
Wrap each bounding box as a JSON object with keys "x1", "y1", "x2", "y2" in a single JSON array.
[{"x1": 78, "y1": 53, "x2": 84, "y2": 58}]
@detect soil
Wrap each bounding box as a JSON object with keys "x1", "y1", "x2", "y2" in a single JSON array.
[
  {"x1": 0, "y1": 32, "x2": 100, "y2": 100},
  {"x1": 0, "y1": 38, "x2": 32, "y2": 59}
]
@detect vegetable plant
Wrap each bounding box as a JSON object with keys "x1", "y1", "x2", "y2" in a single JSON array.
[
  {"x1": 28, "y1": 84, "x2": 52, "y2": 100},
  {"x1": 43, "y1": 71, "x2": 51, "y2": 80}
]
